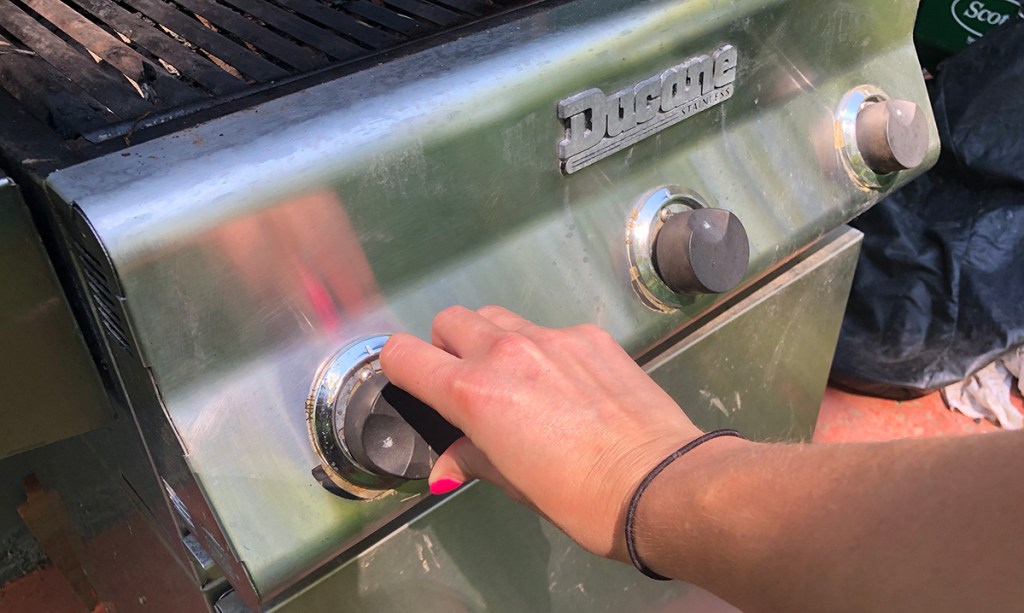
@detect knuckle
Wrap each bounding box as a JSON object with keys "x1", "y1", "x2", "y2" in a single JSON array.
[
  {"x1": 529, "y1": 326, "x2": 566, "y2": 348},
  {"x1": 476, "y1": 304, "x2": 506, "y2": 318},
  {"x1": 431, "y1": 306, "x2": 467, "y2": 340},
  {"x1": 449, "y1": 371, "x2": 486, "y2": 417},
  {"x1": 576, "y1": 323, "x2": 615, "y2": 345},
  {"x1": 435, "y1": 305, "x2": 469, "y2": 328},
  {"x1": 489, "y1": 331, "x2": 535, "y2": 360}
]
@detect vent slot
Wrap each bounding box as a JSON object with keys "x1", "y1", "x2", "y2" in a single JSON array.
[{"x1": 73, "y1": 239, "x2": 133, "y2": 354}]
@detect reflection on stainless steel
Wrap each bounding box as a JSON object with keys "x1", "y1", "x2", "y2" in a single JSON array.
[{"x1": 24, "y1": 0, "x2": 939, "y2": 607}]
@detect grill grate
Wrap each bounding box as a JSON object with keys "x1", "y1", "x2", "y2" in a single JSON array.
[{"x1": 0, "y1": 0, "x2": 532, "y2": 143}]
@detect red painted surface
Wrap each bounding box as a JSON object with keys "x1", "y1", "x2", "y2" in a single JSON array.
[
  {"x1": 80, "y1": 512, "x2": 209, "y2": 613},
  {"x1": 0, "y1": 510, "x2": 208, "y2": 613},
  {"x1": 0, "y1": 563, "x2": 88, "y2": 613},
  {"x1": 813, "y1": 387, "x2": 1001, "y2": 443}
]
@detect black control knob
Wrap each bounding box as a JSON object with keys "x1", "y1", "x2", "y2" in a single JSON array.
[
  {"x1": 344, "y1": 375, "x2": 463, "y2": 480},
  {"x1": 652, "y1": 207, "x2": 749, "y2": 294},
  {"x1": 855, "y1": 99, "x2": 928, "y2": 174}
]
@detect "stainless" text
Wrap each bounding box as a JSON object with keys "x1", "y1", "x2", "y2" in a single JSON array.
[{"x1": 557, "y1": 45, "x2": 737, "y2": 174}]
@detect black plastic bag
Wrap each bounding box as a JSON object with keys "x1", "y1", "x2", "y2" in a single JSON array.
[{"x1": 830, "y1": 19, "x2": 1024, "y2": 399}]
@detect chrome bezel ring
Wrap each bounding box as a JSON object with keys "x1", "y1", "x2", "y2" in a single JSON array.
[
  {"x1": 836, "y1": 85, "x2": 898, "y2": 190},
  {"x1": 307, "y1": 334, "x2": 402, "y2": 499},
  {"x1": 627, "y1": 185, "x2": 708, "y2": 311}
]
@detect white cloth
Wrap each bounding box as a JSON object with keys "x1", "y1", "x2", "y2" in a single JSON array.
[{"x1": 942, "y1": 347, "x2": 1024, "y2": 430}]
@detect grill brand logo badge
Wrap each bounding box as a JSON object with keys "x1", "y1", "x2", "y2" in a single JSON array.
[{"x1": 557, "y1": 45, "x2": 737, "y2": 174}]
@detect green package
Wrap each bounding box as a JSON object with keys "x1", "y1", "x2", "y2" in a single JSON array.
[{"x1": 915, "y1": 0, "x2": 1021, "y2": 69}]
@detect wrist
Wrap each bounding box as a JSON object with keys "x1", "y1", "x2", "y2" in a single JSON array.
[{"x1": 626, "y1": 433, "x2": 754, "y2": 580}]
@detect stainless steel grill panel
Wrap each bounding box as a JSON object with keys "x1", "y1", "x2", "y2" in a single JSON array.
[
  {"x1": 0, "y1": 0, "x2": 939, "y2": 608},
  {"x1": 44, "y1": 0, "x2": 938, "y2": 604}
]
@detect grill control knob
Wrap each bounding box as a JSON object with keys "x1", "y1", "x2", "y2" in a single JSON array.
[
  {"x1": 855, "y1": 99, "x2": 928, "y2": 174},
  {"x1": 345, "y1": 374, "x2": 462, "y2": 480},
  {"x1": 308, "y1": 336, "x2": 463, "y2": 499},
  {"x1": 652, "y1": 207, "x2": 749, "y2": 294}
]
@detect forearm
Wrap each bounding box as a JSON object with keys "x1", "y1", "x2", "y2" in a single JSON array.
[{"x1": 632, "y1": 431, "x2": 1024, "y2": 613}]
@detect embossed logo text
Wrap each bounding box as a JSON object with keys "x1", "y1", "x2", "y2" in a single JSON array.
[{"x1": 557, "y1": 45, "x2": 737, "y2": 174}]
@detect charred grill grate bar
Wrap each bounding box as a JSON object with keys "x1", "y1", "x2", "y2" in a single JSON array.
[{"x1": 0, "y1": 0, "x2": 532, "y2": 143}]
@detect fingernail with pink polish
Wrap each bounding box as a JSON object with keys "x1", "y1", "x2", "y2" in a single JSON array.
[{"x1": 429, "y1": 478, "x2": 463, "y2": 495}]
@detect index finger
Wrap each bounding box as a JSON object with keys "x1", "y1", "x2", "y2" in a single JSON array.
[{"x1": 379, "y1": 332, "x2": 464, "y2": 427}]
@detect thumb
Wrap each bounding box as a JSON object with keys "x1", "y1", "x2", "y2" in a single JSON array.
[{"x1": 429, "y1": 437, "x2": 503, "y2": 495}]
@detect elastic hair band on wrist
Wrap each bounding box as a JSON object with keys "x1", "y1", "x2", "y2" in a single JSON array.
[{"x1": 625, "y1": 428, "x2": 746, "y2": 581}]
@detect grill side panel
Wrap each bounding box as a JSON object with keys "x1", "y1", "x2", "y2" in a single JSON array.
[{"x1": 66, "y1": 204, "x2": 261, "y2": 607}]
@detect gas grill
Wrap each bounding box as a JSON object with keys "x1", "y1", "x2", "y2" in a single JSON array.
[{"x1": 0, "y1": 0, "x2": 936, "y2": 610}]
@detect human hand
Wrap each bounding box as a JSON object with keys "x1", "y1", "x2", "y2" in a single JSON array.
[
  {"x1": 379, "y1": 305, "x2": 705, "y2": 560},
  {"x1": 388, "y1": 307, "x2": 1024, "y2": 612}
]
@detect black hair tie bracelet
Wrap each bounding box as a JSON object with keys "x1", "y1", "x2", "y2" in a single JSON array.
[{"x1": 624, "y1": 428, "x2": 747, "y2": 580}]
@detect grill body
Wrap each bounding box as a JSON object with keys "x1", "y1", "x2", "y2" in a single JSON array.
[{"x1": 1, "y1": 0, "x2": 935, "y2": 609}]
